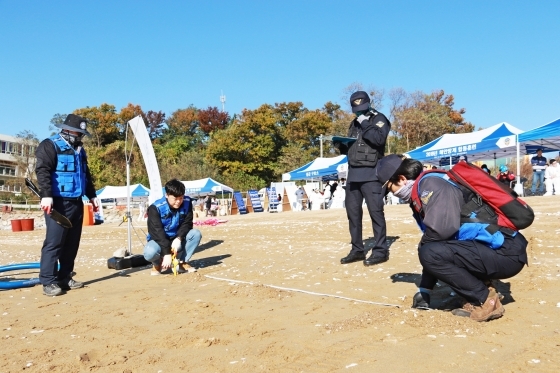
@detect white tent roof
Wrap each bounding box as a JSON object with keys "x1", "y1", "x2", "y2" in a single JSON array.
[{"x1": 96, "y1": 184, "x2": 150, "y2": 199}]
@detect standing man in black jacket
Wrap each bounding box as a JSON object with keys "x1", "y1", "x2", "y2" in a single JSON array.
[
  {"x1": 35, "y1": 114, "x2": 98, "y2": 296},
  {"x1": 334, "y1": 91, "x2": 391, "y2": 266}
]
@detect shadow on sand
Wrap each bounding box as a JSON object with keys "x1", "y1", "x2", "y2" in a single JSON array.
[
  {"x1": 190, "y1": 254, "x2": 231, "y2": 269},
  {"x1": 194, "y1": 239, "x2": 224, "y2": 254}
]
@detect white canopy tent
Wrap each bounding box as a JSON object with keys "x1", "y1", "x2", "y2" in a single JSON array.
[
  {"x1": 282, "y1": 155, "x2": 347, "y2": 181},
  {"x1": 96, "y1": 184, "x2": 151, "y2": 200},
  {"x1": 180, "y1": 178, "x2": 233, "y2": 197}
]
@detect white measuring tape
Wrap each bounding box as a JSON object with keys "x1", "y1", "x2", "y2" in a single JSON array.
[{"x1": 204, "y1": 275, "x2": 400, "y2": 308}]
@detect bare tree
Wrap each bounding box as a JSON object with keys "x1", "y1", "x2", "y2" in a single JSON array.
[
  {"x1": 341, "y1": 82, "x2": 385, "y2": 112},
  {"x1": 15, "y1": 130, "x2": 39, "y2": 179}
]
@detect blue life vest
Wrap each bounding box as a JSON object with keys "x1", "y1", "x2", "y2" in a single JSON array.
[
  {"x1": 146, "y1": 196, "x2": 191, "y2": 241},
  {"x1": 49, "y1": 134, "x2": 87, "y2": 198},
  {"x1": 413, "y1": 173, "x2": 514, "y2": 249}
]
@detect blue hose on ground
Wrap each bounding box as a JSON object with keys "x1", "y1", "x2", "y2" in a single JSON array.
[{"x1": 0, "y1": 262, "x2": 41, "y2": 290}]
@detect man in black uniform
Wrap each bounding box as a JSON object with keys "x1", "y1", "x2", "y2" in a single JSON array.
[
  {"x1": 35, "y1": 114, "x2": 98, "y2": 296},
  {"x1": 335, "y1": 91, "x2": 391, "y2": 266},
  {"x1": 376, "y1": 155, "x2": 528, "y2": 321}
]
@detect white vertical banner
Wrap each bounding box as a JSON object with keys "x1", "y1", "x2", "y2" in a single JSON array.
[{"x1": 128, "y1": 115, "x2": 163, "y2": 204}]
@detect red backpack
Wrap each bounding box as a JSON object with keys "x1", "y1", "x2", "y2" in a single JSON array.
[{"x1": 411, "y1": 161, "x2": 534, "y2": 232}]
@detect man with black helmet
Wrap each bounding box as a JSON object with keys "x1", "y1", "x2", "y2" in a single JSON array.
[
  {"x1": 334, "y1": 91, "x2": 391, "y2": 266},
  {"x1": 35, "y1": 114, "x2": 98, "y2": 296}
]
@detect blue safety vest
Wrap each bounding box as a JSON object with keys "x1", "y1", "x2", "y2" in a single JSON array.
[
  {"x1": 49, "y1": 134, "x2": 87, "y2": 198},
  {"x1": 146, "y1": 196, "x2": 191, "y2": 241}
]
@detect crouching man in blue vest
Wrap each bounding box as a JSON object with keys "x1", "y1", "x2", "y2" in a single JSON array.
[
  {"x1": 144, "y1": 179, "x2": 202, "y2": 276},
  {"x1": 376, "y1": 155, "x2": 528, "y2": 322},
  {"x1": 35, "y1": 114, "x2": 99, "y2": 296}
]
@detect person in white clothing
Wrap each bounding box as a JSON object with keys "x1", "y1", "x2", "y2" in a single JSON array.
[
  {"x1": 308, "y1": 189, "x2": 321, "y2": 210},
  {"x1": 544, "y1": 159, "x2": 560, "y2": 196},
  {"x1": 322, "y1": 188, "x2": 331, "y2": 209},
  {"x1": 295, "y1": 186, "x2": 305, "y2": 211},
  {"x1": 138, "y1": 201, "x2": 145, "y2": 221}
]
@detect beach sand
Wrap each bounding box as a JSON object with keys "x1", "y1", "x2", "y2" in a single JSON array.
[{"x1": 1, "y1": 196, "x2": 559, "y2": 372}]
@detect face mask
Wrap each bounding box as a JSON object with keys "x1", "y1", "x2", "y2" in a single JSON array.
[
  {"x1": 393, "y1": 179, "x2": 415, "y2": 203},
  {"x1": 60, "y1": 131, "x2": 84, "y2": 148}
]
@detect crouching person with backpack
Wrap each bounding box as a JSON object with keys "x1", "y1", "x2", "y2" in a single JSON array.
[{"x1": 377, "y1": 155, "x2": 531, "y2": 322}]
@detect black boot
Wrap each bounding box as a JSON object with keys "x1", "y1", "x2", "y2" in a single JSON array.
[
  {"x1": 340, "y1": 251, "x2": 366, "y2": 264},
  {"x1": 363, "y1": 252, "x2": 389, "y2": 266},
  {"x1": 412, "y1": 292, "x2": 431, "y2": 309}
]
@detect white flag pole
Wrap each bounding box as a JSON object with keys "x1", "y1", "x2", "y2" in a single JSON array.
[{"x1": 124, "y1": 124, "x2": 136, "y2": 254}]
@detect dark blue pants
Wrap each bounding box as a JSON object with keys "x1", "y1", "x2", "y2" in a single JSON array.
[
  {"x1": 344, "y1": 181, "x2": 388, "y2": 257},
  {"x1": 40, "y1": 199, "x2": 84, "y2": 285},
  {"x1": 418, "y1": 234, "x2": 527, "y2": 304}
]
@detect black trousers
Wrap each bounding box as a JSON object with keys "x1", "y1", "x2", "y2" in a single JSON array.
[
  {"x1": 39, "y1": 199, "x2": 84, "y2": 285},
  {"x1": 418, "y1": 234, "x2": 527, "y2": 304},
  {"x1": 344, "y1": 181, "x2": 388, "y2": 257}
]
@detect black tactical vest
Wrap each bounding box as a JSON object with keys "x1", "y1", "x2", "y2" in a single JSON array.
[{"x1": 347, "y1": 111, "x2": 385, "y2": 167}]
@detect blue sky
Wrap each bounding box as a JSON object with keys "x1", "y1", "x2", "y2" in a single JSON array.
[{"x1": 1, "y1": 1, "x2": 559, "y2": 140}]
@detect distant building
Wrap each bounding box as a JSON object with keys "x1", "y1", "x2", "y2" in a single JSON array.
[{"x1": 0, "y1": 133, "x2": 37, "y2": 193}]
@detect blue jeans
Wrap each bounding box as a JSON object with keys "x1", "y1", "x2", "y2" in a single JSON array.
[
  {"x1": 531, "y1": 170, "x2": 545, "y2": 193},
  {"x1": 143, "y1": 229, "x2": 202, "y2": 264}
]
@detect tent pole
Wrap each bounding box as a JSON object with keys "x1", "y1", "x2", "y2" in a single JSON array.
[
  {"x1": 125, "y1": 124, "x2": 133, "y2": 255},
  {"x1": 514, "y1": 135, "x2": 523, "y2": 196},
  {"x1": 126, "y1": 158, "x2": 132, "y2": 254}
]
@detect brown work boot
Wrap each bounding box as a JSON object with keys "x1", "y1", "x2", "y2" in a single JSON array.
[
  {"x1": 484, "y1": 280, "x2": 505, "y2": 301},
  {"x1": 451, "y1": 289, "x2": 505, "y2": 322},
  {"x1": 177, "y1": 262, "x2": 197, "y2": 274},
  {"x1": 151, "y1": 262, "x2": 162, "y2": 276}
]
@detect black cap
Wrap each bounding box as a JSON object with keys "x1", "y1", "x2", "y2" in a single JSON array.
[
  {"x1": 349, "y1": 91, "x2": 371, "y2": 113},
  {"x1": 55, "y1": 114, "x2": 91, "y2": 136},
  {"x1": 376, "y1": 154, "x2": 405, "y2": 186}
]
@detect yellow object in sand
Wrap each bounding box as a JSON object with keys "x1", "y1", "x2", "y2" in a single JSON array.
[{"x1": 171, "y1": 253, "x2": 179, "y2": 276}]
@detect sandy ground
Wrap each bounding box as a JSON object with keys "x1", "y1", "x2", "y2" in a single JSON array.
[{"x1": 1, "y1": 195, "x2": 559, "y2": 373}]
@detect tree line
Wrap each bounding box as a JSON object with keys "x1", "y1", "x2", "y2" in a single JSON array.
[{"x1": 7, "y1": 84, "x2": 475, "y2": 196}]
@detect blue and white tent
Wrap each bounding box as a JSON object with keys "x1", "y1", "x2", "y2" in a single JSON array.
[
  {"x1": 96, "y1": 184, "x2": 151, "y2": 200},
  {"x1": 282, "y1": 155, "x2": 347, "y2": 181},
  {"x1": 442, "y1": 119, "x2": 560, "y2": 162},
  {"x1": 180, "y1": 178, "x2": 233, "y2": 197},
  {"x1": 518, "y1": 118, "x2": 560, "y2": 154},
  {"x1": 405, "y1": 122, "x2": 523, "y2": 163}
]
